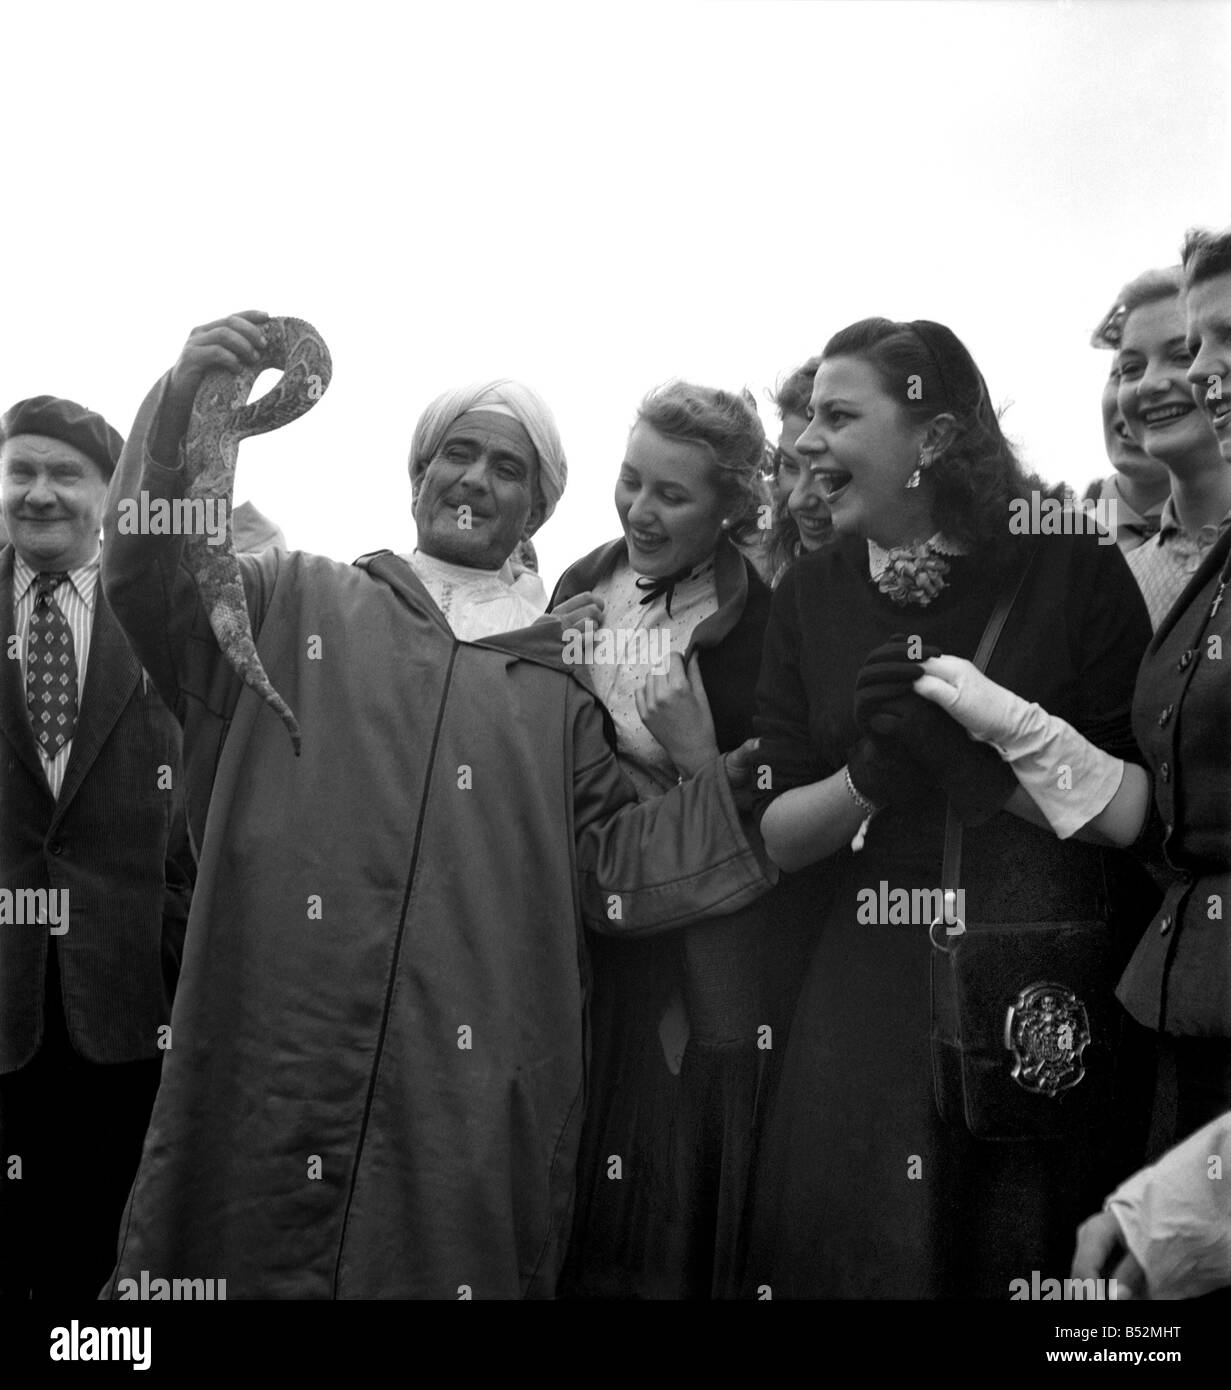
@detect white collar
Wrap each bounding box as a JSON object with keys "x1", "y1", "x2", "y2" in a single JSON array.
[
  {"x1": 12, "y1": 552, "x2": 101, "y2": 609},
  {"x1": 867, "y1": 533, "x2": 966, "y2": 582},
  {"x1": 407, "y1": 549, "x2": 517, "y2": 588}
]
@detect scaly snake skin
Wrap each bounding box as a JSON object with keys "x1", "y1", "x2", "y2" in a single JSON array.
[{"x1": 183, "y1": 316, "x2": 332, "y2": 756}]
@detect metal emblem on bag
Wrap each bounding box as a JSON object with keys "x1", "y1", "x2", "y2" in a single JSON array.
[{"x1": 1004, "y1": 983, "x2": 1090, "y2": 1097}]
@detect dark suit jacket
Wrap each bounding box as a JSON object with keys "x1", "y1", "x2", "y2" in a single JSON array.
[
  {"x1": 0, "y1": 544, "x2": 192, "y2": 1071},
  {"x1": 1117, "y1": 525, "x2": 1231, "y2": 1036}
]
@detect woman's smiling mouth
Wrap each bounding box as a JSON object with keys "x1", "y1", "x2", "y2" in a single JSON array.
[
  {"x1": 811, "y1": 469, "x2": 852, "y2": 500},
  {"x1": 629, "y1": 528, "x2": 668, "y2": 551},
  {"x1": 1206, "y1": 391, "x2": 1231, "y2": 433},
  {"x1": 1140, "y1": 401, "x2": 1196, "y2": 429},
  {"x1": 794, "y1": 511, "x2": 831, "y2": 539}
]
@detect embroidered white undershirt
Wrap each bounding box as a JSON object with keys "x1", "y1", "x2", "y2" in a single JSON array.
[
  {"x1": 401, "y1": 549, "x2": 546, "y2": 641},
  {"x1": 587, "y1": 558, "x2": 719, "y2": 801}
]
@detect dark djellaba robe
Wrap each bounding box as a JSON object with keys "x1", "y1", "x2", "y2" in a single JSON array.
[{"x1": 98, "y1": 376, "x2": 774, "y2": 1299}]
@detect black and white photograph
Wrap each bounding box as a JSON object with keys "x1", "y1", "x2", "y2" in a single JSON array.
[{"x1": 0, "y1": 0, "x2": 1228, "y2": 1374}]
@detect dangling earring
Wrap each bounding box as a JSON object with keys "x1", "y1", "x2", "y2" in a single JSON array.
[{"x1": 905, "y1": 447, "x2": 930, "y2": 490}]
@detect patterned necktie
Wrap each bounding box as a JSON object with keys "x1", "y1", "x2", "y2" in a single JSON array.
[{"x1": 26, "y1": 572, "x2": 79, "y2": 755}]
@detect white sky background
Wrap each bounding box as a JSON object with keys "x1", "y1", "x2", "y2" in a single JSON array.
[{"x1": 2, "y1": 0, "x2": 1229, "y2": 591}]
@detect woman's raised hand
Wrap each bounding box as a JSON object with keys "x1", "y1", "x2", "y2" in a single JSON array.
[
  {"x1": 550, "y1": 591, "x2": 606, "y2": 630},
  {"x1": 637, "y1": 652, "x2": 720, "y2": 779}
]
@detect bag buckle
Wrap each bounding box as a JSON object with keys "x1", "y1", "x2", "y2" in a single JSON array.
[
  {"x1": 928, "y1": 890, "x2": 965, "y2": 951},
  {"x1": 1004, "y1": 982, "x2": 1091, "y2": 1096}
]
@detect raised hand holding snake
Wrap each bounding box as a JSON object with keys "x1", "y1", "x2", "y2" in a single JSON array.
[{"x1": 153, "y1": 310, "x2": 332, "y2": 755}]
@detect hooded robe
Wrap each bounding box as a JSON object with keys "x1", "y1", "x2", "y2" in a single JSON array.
[{"x1": 98, "y1": 378, "x2": 772, "y2": 1300}]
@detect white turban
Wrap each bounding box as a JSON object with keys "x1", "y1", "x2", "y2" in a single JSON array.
[{"x1": 409, "y1": 379, "x2": 567, "y2": 531}]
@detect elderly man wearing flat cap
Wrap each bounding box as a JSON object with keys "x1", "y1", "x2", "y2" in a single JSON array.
[
  {"x1": 99, "y1": 310, "x2": 770, "y2": 1300},
  {"x1": 0, "y1": 397, "x2": 193, "y2": 1300}
]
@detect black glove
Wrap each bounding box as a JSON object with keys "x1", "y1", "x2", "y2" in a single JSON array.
[
  {"x1": 868, "y1": 691, "x2": 1017, "y2": 826},
  {"x1": 846, "y1": 735, "x2": 932, "y2": 812},
  {"x1": 853, "y1": 634, "x2": 942, "y2": 735}
]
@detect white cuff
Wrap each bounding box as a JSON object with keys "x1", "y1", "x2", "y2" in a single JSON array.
[
  {"x1": 1106, "y1": 1112, "x2": 1231, "y2": 1300},
  {"x1": 990, "y1": 709, "x2": 1125, "y2": 839}
]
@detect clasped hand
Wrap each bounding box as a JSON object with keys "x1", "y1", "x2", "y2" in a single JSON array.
[
  {"x1": 548, "y1": 591, "x2": 606, "y2": 631},
  {"x1": 912, "y1": 654, "x2": 1035, "y2": 749},
  {"x1": 849, "y1": 637, "x2": 1018, "y2": 823},
  {"x1": 637, "y1": 652, "x2": 719, "y2": 779}
]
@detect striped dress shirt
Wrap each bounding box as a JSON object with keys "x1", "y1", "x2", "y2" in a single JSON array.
[{"x1": 13, "y1": 552, "x2": 99, "y2": 800}]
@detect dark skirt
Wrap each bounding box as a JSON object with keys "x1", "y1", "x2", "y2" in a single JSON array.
[
  {"x1": 743, "y1": 810, "x2": 1153, "y2": 1300},
  {"x1": 563, "y1": 881, "x2": 821, "y2": 1299}
]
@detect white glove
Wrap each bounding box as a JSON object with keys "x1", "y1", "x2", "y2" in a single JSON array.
[{"x1": 913, "y1": 655, "x2": 1124, "y2": 839}]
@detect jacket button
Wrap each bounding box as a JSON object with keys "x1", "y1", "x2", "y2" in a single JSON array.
[
  {"x1": 48, "y1": 840, "x2": 63, "y2": 855},
  {"x1": 1178, "y1": 650, "x2": 1194, "y2": 671},
  {"x1": 1160, "y1": 761, "x2": 1170, "y2": 782},
  {"x1": 1157, "y1": 705, "x2": 1174, "y2": 727},
  {"x1": 1159, "y1": 916, "x2": 1172, "y2": 935}
]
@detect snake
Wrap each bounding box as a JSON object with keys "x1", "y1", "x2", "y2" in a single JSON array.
[{"x1": 182, "y1": 316, "x2": 332, "y2": 757}]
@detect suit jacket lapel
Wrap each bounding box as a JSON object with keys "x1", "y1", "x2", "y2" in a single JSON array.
[
  {"x1": 0, "y1": 545, "x2": 54, "y2": 794},
  {"x1": 55, "y1": 587, "x2": 140, "y2": 817}
]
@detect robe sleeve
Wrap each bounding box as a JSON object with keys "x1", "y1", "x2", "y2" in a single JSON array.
[
  {"x1": 570, "y1": 692, "x2": 774, "y2": 935},
  {"x1": 101, "y1": 373, "x2": 280, "y2": 730},
  {"x1": 1106, "y1": 1110, "x2": 1231, "y2": 1300}
]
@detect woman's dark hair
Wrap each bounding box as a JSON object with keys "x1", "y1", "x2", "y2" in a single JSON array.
[
  {"x1": 772, "y1": 354, "x2": 823, "y2": 420},
  {"x1": 819, "y1": 317, "x2": 1042, "y2": 564},
  {"x1": 635, "y1": 381, "x2": 766, "y2": 546}
]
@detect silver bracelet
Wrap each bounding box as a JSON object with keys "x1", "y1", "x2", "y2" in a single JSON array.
[{"x1": 843, "y1": 767, "x2": 878, "y2": 852}]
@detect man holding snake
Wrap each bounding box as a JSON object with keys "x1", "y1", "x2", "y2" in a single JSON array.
[{"x1": 99, "y1": 310, "x2": 770, "y2": 1300}]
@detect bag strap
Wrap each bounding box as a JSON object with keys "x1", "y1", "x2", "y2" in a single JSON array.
[{"x1": 940, "y1": 547, "x2": 1037, "y2": 894}]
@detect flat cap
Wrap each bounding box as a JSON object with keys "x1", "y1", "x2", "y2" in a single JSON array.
[{"x1": 0, "y1": 395, "x2": 124, "y2": 478}]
